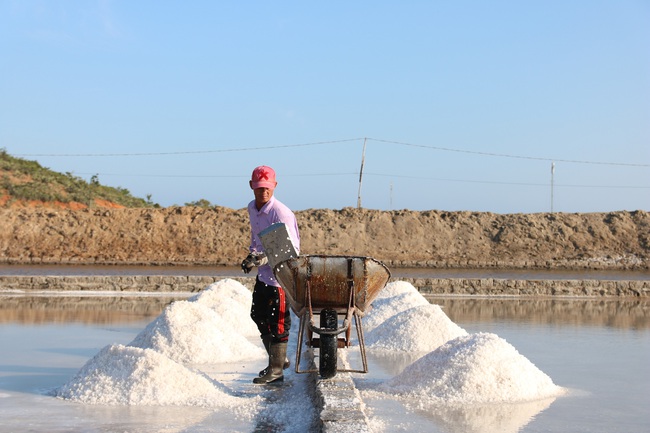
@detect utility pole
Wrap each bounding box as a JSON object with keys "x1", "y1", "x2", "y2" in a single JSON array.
[
  {"x1": 551, "y1": 162, "x2": 555, "y2": 213},
  {"x1": 357, "y1": 138, "x2": 367, "y2": 209}
]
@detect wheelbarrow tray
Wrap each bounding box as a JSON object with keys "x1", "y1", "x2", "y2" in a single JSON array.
[
  {"x1": 272, "y1": 255, "x2": 391, "y2": 317},
  {"x1": 272, "y1": 255, "x2": 390, "y2": 376}
]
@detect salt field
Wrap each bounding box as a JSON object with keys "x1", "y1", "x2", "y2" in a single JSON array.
[{"x1": 0, "y1": 279, "x2": 648, "y2": 432}]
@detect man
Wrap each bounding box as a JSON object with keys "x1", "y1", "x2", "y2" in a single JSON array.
[{"x1": 241, "y1": 165, "x2": 300, "y2": 384}]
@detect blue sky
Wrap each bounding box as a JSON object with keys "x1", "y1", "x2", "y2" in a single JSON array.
[{"x1": 1, "y1": 1, "x2": 648, "y2": 213}]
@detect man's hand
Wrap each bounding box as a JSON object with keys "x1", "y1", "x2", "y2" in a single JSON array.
[{"x1": 241, "y1": 252, "x2": 268, "y2": 274}]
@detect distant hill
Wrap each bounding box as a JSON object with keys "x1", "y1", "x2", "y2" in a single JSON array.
[{"x1": 0, "y1": 149, "x2": 157, "y2": 209}]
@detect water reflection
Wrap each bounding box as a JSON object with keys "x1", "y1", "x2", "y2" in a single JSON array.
[
  {"x1": 75, "y1": 404, "x2": 216, "y2": 433},
  {"x1": 429, "y1": 297, "x2": 650, "y2": 329},
  {"x1": 0, "y1": 296, "x2": 185, "y2": 324},
  {"x1": 362, "y1": 380, "x2": 559, "y2": 433},
  {"x1": 420, "y1": 398, "x2": 557, "y2": 433},
  {"x1": 5, "y1": 295, "x2": 648, "y2": 329}
]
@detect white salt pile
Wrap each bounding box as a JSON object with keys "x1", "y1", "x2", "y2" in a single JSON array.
[
  {"x1": 55, "y1": 344, "x2": 257, "y2": 408},
  {"x1": 382, "y1": 332, "x2": 565, "y2": 404},
  {"x1": 129, "y1": 299, "x2": 265, "y2": 364},
  {"x1": 55, "y1": 277, "x2": 564, "y2": 413},
  {"x1": 367, "y1": 281, "x2": 563, "y2": 405},
  {"x1": 365, "y1": 303, "x2": 468, "y2": 353},
  {"x1": 56, "y1": 279, "x2": 266, "y2": 408}
]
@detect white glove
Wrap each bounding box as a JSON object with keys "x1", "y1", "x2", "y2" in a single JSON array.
[{"x1": 241, "y1": 252, "x2": 268, "y2": 273}]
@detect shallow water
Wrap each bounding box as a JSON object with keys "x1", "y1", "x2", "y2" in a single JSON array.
[
  {"x1": 0, "y1": 294, "x2": 648, "y2": 432},
  {"x1": 363, "y1": 296, "x2": 650, "y2": 432}
]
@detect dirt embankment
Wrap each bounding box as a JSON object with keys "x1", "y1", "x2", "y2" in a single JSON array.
[{"x1": 0, "y1": 207, "x2": 648, "y2": 270}]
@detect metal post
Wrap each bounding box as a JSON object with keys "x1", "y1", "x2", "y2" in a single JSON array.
[
  {"x1": 551, "y1": 162, "x2": 555, "y2": 213},
  {"x1": 357, "y1": 138, "x2": 367, "y2": 209}
]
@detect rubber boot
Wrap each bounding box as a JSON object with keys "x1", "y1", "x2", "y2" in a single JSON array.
[
  {"x1": 253, "y1": 342, "x2": 287, "y2": 384},
  {"x1": 258, "y1": 336, "x2": 290, "y2": 377},
  {"x1": 258, "y1": 335, "x2": 272, "y2": 377}
]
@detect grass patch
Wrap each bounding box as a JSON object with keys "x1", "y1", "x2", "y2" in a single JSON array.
[{"x1": 0, "y1": 148, "x2": 158, "y2": 208}]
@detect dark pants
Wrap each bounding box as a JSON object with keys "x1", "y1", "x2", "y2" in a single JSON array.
[{"x1": 250, "y1": 277, "x2": 291, "y2": 343}]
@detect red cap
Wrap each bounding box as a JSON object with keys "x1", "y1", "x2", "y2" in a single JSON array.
[{"x1": 250, "y1": 165, "x2": 277, "y2": 189}]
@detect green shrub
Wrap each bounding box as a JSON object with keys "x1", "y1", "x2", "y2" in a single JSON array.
[{"x1": 0, "y1": 149, "x2": 158, "y2": 208}]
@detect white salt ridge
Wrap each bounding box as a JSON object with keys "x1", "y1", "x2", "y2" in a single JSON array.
[
  {"x1": 55, "y1": 344, "x2": 258, "y2": 409},
  {"x1": 383, "y1": 332, "x2": 565, "y2": 404},
  {"x1": 189, "y1": 278, "x2": 259, "y2": 337},
  {"x1": 366, "y1": 303, "x2": 468, "y2": 353}
]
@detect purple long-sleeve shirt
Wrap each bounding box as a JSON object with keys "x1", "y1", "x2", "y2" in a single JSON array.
[{"x1": 247, "y1": 196, "x2": 300, "y2": 287}]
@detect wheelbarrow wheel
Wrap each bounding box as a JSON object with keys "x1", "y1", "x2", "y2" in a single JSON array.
[{"x1": 319, "y1": 308, "x2": 338, "y2": 379}]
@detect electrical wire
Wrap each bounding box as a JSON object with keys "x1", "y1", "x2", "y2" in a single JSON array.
[
  {"x1": 13, "y1": 137, "x2": 650, "y2": 168},
  {"x1": 368, "y1": 138, "x2": 650, "y2": 168},
  {"x1": 12, "y1": 137, "x2": 649, "y2": 191},
  {"x1": 14, "y1": 139, "x2": 363, "y2": 157},
  {"x1": 78, "y1": 171, "x2": 649, "y2": 189}
]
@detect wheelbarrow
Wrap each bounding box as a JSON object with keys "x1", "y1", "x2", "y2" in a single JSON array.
[{"x1": 272, "y1": 255, "x2": 391, "y2": 379}]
